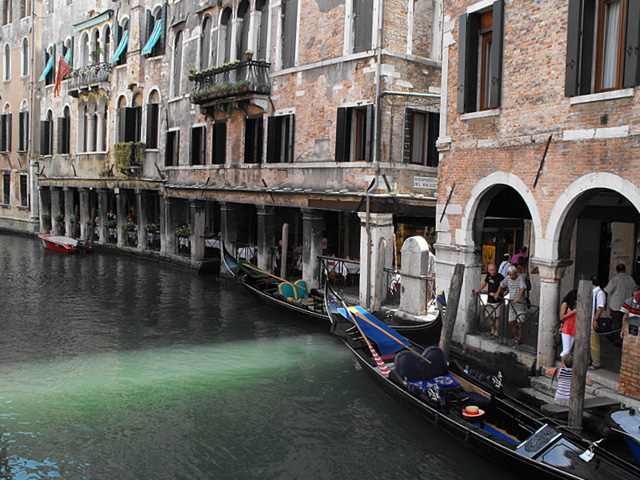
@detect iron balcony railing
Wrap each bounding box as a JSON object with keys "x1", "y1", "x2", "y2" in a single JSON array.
[
  {"x1": 67, "y1": 62, "x2": 112, "y2": 91},
  {"x1": 189, "y1": 60, "x2": 271, "y2": 104}
]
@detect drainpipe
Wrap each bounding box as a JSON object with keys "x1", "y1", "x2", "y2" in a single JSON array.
[{"x1": 29, "y1": 9, "x2": 39, "y2": 228}]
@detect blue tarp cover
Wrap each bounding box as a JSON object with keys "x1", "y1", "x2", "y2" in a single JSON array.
[{"x1": 338, "y1": 305, "x2": 411, "y2": 356}]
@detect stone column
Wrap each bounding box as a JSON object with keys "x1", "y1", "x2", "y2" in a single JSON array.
[
  {"x1": 358, "y1": 212, "x2": 394, "y2": 310},
  {"x1": 220, "y1": 202, "x2": 237, "y2": 257},
  {"x1": 38, "y1": 187, "x2": 50, "y2": 233},
  {"x1": 302, "y1": 209, "x2": 324, "y2": 288},
  {"x1": 116, "y1": 189, "x2": 126, "y2": 248},
  {"x1": 399, "y1": 236, "x2": 431, "y2": 316},
  {"x1": 63, "y1": 187, "x2": 74, "y2": 237},
  {"x1": 161, "y1": 196, "x2": 176, "y2": 255},
  {"x1": 257, "y1": 205, "x2": 275, "y2": 272},
  {"x1": 79, "y1": 188, "x2": 90, "y2": 242},
  {"x1": 50, "y1": 187, "x2": 62, "y2": 235},
  {"x1": 96, "y1": 112, "x2": 105, "y2": 152},
  {"x1": 97, "y1": 188, "x2": 107, "y2": 244},
  {"x1": 535, "y1": 259, "x2": 572, "y2": 370},
  {"x1": 191, "y1": 200, "x2": 206, "y2": 262},
  {"x1": 136, "y1": 190, "x2": 148, "y2": 251}
]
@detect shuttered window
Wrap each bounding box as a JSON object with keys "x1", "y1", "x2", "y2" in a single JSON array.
[
  {"x1": 19, "y1": 174, "x2": 27, "y2": 207},
  {"x1": 2, "y1": 173, "x2": 9, "y2": 204},
  {"x1": 18, "y1": 111, "x2": 28, "y2": 152},
  {"x1": 0, "y1": 113, "x2": 11, "y2": 152},
  {"x1": 191, "y1": 126, "x2": 206, "y2": 165},
  {"x1": 56, "y1": 115, "x2": 70, "y2": 154},
  {"x1": 146, "y1": 103, "x2": 159, "y2": 149},
  {"x1": 165, "y1": 130, "x2": 179, "y2": 167},
  {"x1": 566, "y1": 0, "x2": 640, "y2": 96},
  {"x1": 212, "y1": 122, "x2": 226, "y2": 164},
  {"x1": 118, "y1": 107, "x2": 141, "y2": 143},
  {"x1": 403, "y1": 110, "x2": 439, "y2": 167},
  {"x1": 281, "y1": 0, "x2": 297, "y2": 68},
  {"x1": 40, "y1": 119, "x2": 53, "y2": 155},
  {"x1": 353, "y1": 0, "x2": 373, "y2": 52},
  {"x1": 457, "y1": 0, "x2": 504, "y2": 113},
  {"x1": 335, "y1": 105, "x2": 374, "y2": 162},
  {"x1": 266, "y1": 115, "x2": 294, "y2": 163},
  {"x1": 244, "y1": 117, "x2": 264, "y2": 164}
]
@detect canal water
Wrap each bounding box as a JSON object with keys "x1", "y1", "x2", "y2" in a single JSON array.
[{"x1": 0, "y1": 233, "x2": 515, "y2": 480}]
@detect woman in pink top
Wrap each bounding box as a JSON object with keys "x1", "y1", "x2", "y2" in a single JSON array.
[{"x1": 559, "y1": 289, "x2": 577, "y2": 357}]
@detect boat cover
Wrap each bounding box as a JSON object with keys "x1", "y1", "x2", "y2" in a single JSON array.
[{"x1": 338, "y1": 305, "x2": 411, "y2": 356}]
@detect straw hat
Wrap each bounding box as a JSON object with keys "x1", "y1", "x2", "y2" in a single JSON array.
[{"x1": 462, "y1": 405, "x2": 485, "y2": 417}]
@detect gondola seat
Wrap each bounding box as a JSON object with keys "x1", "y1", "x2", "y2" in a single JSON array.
[
  {"x1": 278, "y1": 281, "x2": 298, "y2": 301},
  {"x1": 294, "y1": 279, "x2": 310, "y2": 299},
  {"x1": 394, "y1": 346, "x2": 448, "y2": 381}
]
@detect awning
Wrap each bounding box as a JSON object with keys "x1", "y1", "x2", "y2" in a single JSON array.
[
  {"x1": 110, "y1": 30, "x2": 129, "y2": 63},
  {"x1": 39, "y1": 56, "x2": 54, "y2": 82},
  {"x1": 64, "y1": 49, "x2": 72, "y2": 64},
  {"x1": 141, "y1": 19, "x2": 163, "y2": 55}
]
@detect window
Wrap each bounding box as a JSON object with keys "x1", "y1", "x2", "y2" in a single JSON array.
[
  {"x1": 566, "y1": 0, "x2": 640, "y2": 95},
  {"x1": 2, "y1": 0, "x2": 11, "y2": 25},
  {"x1": 40, "y1": 45, "x2": 56, "y2": 85},
  {"x1": 335, "y1": 105, "x2": 374, "y2": 162},
  {"x1": 172, "y1": 31, "x2": 183, "y2": 97},
  {"x1": 0, "y1": 112, "x2": 11, "y2": 152},
  {"x1": 212, "y1": 121, "x2": 226, "y2": 164},
  {"x1": 165, "y1": 130, "x2": 179, "y2": 166},
  {"x1": 457, "y1": 0, "x2": 504, "y2": 113},
  {"x1": 21, "y1": 38, "x2": 28, "y2": 76},
  {"x1": 40, "y1": 111, "x2": 53, "y2": 155},
  {"x1": 103, "y1": 25, "x2": 111, "y2": 62},
  {"x1": 237, "y1": 0, "x2": 250, "y2": 60},
  {"x1": 256, "y1": 0, "x2": 269, "y2": 61},
  {"x1": 200, "y1": 16, "x2": 212, "y2": 69},
  {"x1": 146, "y1": 92, "x2": 160, "y2": 149},
  {"x1": 191, "y1": 126, "x2": 206, "y2": 165},
  {"x1": 403, "y1": 110, "x2": 439, "y2": 167},
  {"x1": 118, "y1": 106, "x2": 141, "y2": 143},
  {"x1": 3, "y1": 44, "x2": 9, "y2": 81},
  {"x1": 353, "y1": 0, "x2": 373, "y2": 52},
  {"x1": 62, "y1": 37, "x2": 73, "y2": 67},
  {"x1": 281, "y1": 0, "x2": 297, "y2": 68},
  {"x1": 142, "y1": 4, "x2": 166, "y2": 58},
  {"x1": 244, "y1": 117, "x2": 263, "y2": 164},
  {"x1": 2, "y1": 173, "x2": 9, "y2": 204},
  {"x1": 19, "y1": 174, "x2": 27, "y2": 207},
  {"x1": 266, "y1": 114, "x2": 294, "y2": 163},
  {"x1": 112, "y1": 20, "x2": 129, "y2": 66},
  {"x1": 18, "y1": 110, "x2": 28, "y2": 152},
  {"x1": 20, "y1": 0, "x2": 31, "y2": 19},
  {"x1": 57, "y1": 107, "x2": 70, "y2": 154},
  {"x1": 219, "y1": 8, "x2": 232, "y2": 64}
]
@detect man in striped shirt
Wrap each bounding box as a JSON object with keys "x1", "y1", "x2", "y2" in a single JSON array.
[{"x1": 620, "y1": 285, "x2": 640, "y2": 341}]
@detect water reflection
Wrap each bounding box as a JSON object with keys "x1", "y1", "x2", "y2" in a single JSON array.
[{"x1": 0, "y1": 234, "x2": 515, "y2": 480}]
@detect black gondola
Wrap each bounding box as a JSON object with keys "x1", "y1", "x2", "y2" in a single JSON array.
[
  {"x1": 324, "y1": 282, "x2": 640, "y2": 480},
  {"x1": 222, "y1": 245, "x2": 441, "y2": 344}
]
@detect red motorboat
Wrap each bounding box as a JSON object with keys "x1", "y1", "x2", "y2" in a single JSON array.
[{"x1": 37, "y1": 234, "x2": 92, "y2": 253}]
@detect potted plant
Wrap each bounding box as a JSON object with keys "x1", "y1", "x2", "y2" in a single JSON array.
[
  {"x1": 86, "y1": 219, "x2": 94, "y2": 226},
  {"x1": 54, "y1": 213, "x2": 64, "y2": 223},
  {"x1": 123, "y1": 222, "x2": 136, "y2": 231},
  {"x1": 114, "y1": 141, "x2": 145, "y2": 176},
  {"x1": 245, "y1": 49, "x2": 254, "y2": 61},
  {"x1": 69, "y1": 215, "x2": 76, "y2": 224},
  {"x1": 104, "y1": 219, "x2": 117, "y2": 229},
  {"x1": 146, "y1": 223, "x2": 158, "y2": 232},
  {"x1": 175, "y1": 226, "x2": 191, "y2": 238},
  {"x1": 41, "y1": 213, "x2": 51, "y2": 222}
]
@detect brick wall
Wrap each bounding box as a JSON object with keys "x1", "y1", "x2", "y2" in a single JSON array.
[{"x1": 619, "y1": 321, "x2": 640, "y2": 400}]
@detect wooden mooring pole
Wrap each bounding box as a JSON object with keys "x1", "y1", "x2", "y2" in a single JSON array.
[
  {"x1": 280, "y1": 223, "x2": 289, "y2": 280},
  {"x1": 568, "y1": 279, "x2": 592, "y2": 431},
  {"x1": 439, "y1": 263, "x2": 465, "y2": 360}
]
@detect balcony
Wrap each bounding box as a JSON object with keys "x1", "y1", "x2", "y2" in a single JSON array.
[
  {"x1": 68, "y1": 62, "x2": 112, "y2": 98},
  {"x1": 189, "y1": 60, "x2": 271, "y2": 111}
]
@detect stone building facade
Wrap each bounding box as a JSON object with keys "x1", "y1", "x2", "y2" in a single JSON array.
[
  {"x1": 0, "y1": 0, "x2": 37, "y2": 232},
  {"x1": 437, "y1": 0, "x2": 640, "y2": 395},
  {"x1": 18, "y1": 0, "x2": 442, "y2": 310}
]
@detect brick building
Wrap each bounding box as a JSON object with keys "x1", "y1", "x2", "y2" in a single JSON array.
[
  {"x1": 18, "y1": 0, "x2": 443, "y2": 310},
  {"x1": 437, "y1": 0, "x2": 640, "y2": 396}
]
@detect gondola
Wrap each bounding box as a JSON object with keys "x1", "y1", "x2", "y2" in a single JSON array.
[
  {"x1": 222, "y1": 245, "x2": 441, "y2": 344},
  {"x1": 324, "y1": 283, "x2": 640, "y2": 480},
  {"x1": 605, "y1": 407, "x2": 640, "y2": 467}
]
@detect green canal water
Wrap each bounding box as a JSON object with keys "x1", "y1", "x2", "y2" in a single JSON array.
[{"x1": 0, "y1": 233, "x2": 515, "y2": 480}]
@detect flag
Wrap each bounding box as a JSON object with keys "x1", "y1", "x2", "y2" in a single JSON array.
[{"x1": 53, "y1": 56, "x2": 71, "y2": 97}]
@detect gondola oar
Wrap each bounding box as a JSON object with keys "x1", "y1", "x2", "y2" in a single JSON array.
[
  {"x1": 240, "y1": 260, "x2": 289, "y2": 284},
  {"x1": 341, "y1": 299, "x2": 390, "y2": 378}
]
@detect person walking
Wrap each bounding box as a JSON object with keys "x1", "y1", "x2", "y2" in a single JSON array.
[
  {"x1": 474, "y1": 263, "x2": 504, "y2": 339},
  {"x1": 604, "y1": 263, "x2": 635, "y2": 345},
  {"x1": 589, "y1": 276, "x2": 606, "y2": 370},
  {"x1": 498, "y1": 253, "x2": 511, "y2": 278}
]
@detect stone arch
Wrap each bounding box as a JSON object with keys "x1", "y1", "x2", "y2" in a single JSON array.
[
  {"x1": 459, "y1": 171, "x2": 543, "y2": 251},
  {"x1": 544, "y1": 173, "x2": 640, "y2": 262}
]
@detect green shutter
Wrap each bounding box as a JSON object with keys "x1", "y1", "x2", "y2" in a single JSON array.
[
  {"x1": 623, "y1": 0, "x2": 640, "y2": 87},
  {"x1": 488, "y1": 0, "x2": 504, "y2": 109}
]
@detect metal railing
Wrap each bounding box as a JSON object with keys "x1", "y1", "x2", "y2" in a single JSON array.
[
  {"x1": 318, "y1": 256, "x2": 360, "y2": 288},
  {"x1": 473, "y1": 292, "x2": 539, "y2": 347},
  {"x1": 67, "y1": 62, "x2": 112, "y2": 90},
  {"x1": 189, "y1": 61, "x2": 271, "y2": 104},
  {"x1": 383, "y1": 268, "x2": 436, "y2": 306}
]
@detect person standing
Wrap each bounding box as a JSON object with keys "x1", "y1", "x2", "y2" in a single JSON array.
[
  {"x1": 511, "y1": 246, "x2": 528, "y2": 268},
  {"x1": 496, "y1": 266, "x2": 528, "y2": 344},
  {"x1": 620, "y1": 285, "x2": 640, "y2": 342},
  {"x1": 474, "y1": 263, "x2": 504, "y2": 339},
  {"x1": 589, "y1": 276, "x2": 606, "y2": 370},
  {"x1": 559, "y1": 290, "x2": 577, "y2": 357},
  {"x1": 604, "y1": 263, "x2": 636, "y2": 345},
  {"x1": 546, "y1": 354, "x2": 592, "y2": 406},
  {"x1": 498, "y1": 253, "x2": 511, "y2": 278}
]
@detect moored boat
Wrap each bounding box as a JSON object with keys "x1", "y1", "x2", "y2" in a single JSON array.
[
  {"x1": 325, "y1": 283, "x2": 640, "y2": 480},
  {"x1": 222, "y1": 245, "x2": 441, "y2": 344},
  {"x1": 606, "y1": 407, "x2": 640, "y2": 467},
  {"x1": 37, "y1": 234, "x2": 92, "y2": 254}
]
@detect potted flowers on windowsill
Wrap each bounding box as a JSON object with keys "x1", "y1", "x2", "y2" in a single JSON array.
[{"x1": 245, "y1": 49, "x2": 254, "y2": 61}]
